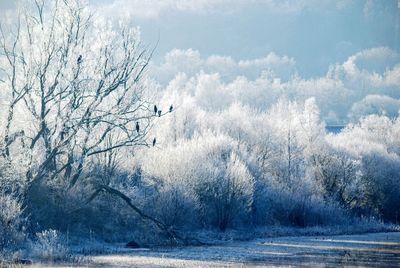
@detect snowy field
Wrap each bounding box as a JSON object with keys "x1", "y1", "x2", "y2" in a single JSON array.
[{"x1": 31, "y1": 232, "x2": 400, "y2": 267}]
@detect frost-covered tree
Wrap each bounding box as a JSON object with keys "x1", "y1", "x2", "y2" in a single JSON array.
[
  {"x1": 327, "y1": 115, "x2": 400, "y2": 221},
  {"x1": 0, "y1": 0, "x2": 169, "y2": 236},
  {"x1": 139, "y1": 133, "x2": 254, "y2": 231}
]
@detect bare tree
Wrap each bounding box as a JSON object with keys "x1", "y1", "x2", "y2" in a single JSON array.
[{"x1": 0, "y1": 0, "x2": 178, "y2": 239}]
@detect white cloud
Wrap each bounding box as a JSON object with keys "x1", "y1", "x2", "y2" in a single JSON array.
[
  {"x1": 96, "y1": 0, "x2": 231, "y2": 19},
  {"x1": 328, "y1": 47, "x2": 400, "y2": 88},
  {"x1": 151, "y1": 48, "x2": 297, "y2": 84},
  {"x1": 95, "y1": 0, "x2": 355, "y2": 19},
  {"x1": 362, "y1": 0, "x2": 397, "y2": 17},
  {"x1": 385, "y1": 65, "x2": 400, "y2": 86},
  {"x1": 349, "y1": 94, "x2": 400, "y2": 121}
]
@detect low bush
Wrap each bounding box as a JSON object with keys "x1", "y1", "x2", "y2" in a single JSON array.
[{"x1": 30, "y1": 229, "x2": 69, "y2": 262}]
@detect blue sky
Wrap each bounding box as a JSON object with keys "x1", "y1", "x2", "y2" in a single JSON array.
[
  {"x1": 1, "y1": 0, "x2": 398, "y2": 77},
  {"x1": 89, "y1": 0, "x2": 399, "y2": 78}
]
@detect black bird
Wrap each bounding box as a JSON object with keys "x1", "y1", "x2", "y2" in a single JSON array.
[
  {"x1": 154, "y1": 105, "x2": 158, "y2": 115},
  {"x1": 152, "y1": 137, "x2": 156, "y2": 147},
  {"x1": 169, "y1": 105, "x2": 173, "y2": 113},
  {"x1": 158, "y1": 110, "x2": 162, "y2": 117},
  {"x1": 77, "y1": 55, "x2": 82, "y2": 64},
  {"x1": 136, "y1": 122, "x2": 140, "y2": 133}
]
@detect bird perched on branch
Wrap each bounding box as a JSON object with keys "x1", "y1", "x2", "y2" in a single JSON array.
[
  {"x1": 169, "y1": 105, "x2": 173, "y2": 113},
  {"x1": 77, "y1": 55, "x2": 82, "y2": 64},
  {"x1": 152, "y1": 137, "x2": 156, "y2": 147},
  {"x1": 136, "y1": 122, "x2": 140, "y2": 133},
  {"x1": 158, "y1": 110, "x2": 162, "y2": 117},
  {"x1": 154, "y1": 105, "x2": 158, "y2": 115}
]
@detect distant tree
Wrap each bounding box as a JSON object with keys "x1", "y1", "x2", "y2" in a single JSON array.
[{"x1": 327, "y1": 115, "x2": 400, "y2": 221}]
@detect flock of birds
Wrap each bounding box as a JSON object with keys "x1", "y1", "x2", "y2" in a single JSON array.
[
  {"x1": 135, "y1": 104, "x2": 174, "y2": 147},
  {"x1": 77, "y1": 55, "x2": 173, "y2": 148}
]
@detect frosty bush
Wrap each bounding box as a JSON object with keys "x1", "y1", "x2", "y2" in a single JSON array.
[
  {"x1": 151, "y1": 184, "x2": 199, "y2": 229},
  {"x1": 0, "y1": 193, "x2": 25, "y2": 254},
  {"x1": 32, "y1": 229, "x2": 69, "y2": 262},
  {"x1": 195, "y1": 152, "x2": 254, "y2": 231}
]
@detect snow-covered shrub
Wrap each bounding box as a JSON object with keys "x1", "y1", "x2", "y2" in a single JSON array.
[
  {"x1": 150, "y1": 183, "x2": 199, "y2": 229},
  {"x1": 139, "y1": 133, "x2": 255, "y2": 231},
  {"x1": 358, "y1": 152, "x2": 400, "y2": 221},
  {"x1": 327, "y1": 115, "x2": 400, "y2": 222},
  {"x1": 195, "y1": 152, "x2": 254, "y2": 231},
  {"x1": 254, "y1": 188, "x2": 348, "y2": 227},
  {"x1": 31, "y1": 229, "x2": 69, "y2": 262},
  {"x1": 0, "y1": 193, "x2": 26, "y2": 254}
]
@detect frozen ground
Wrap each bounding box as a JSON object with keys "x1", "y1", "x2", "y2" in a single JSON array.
[{"x1": 33, "y1": 231, "x2": 400, "y2": 267}]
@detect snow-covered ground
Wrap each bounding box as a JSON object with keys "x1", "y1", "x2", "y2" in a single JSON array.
[{"x1": 52, "y1": 232, "x2": 400, "y2": 267}]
